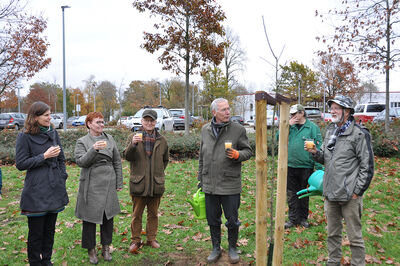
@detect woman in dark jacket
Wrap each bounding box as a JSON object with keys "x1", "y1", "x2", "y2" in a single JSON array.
[
  {"x1": 15, "y1": 101, "x2": 69, "y2": 266},
  {"x1": 74, "y1": 112, "x2": 123, "y2": 264}
]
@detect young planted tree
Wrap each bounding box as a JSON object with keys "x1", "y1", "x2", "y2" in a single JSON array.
[
  {"x1": 0, "y1": 0, "x2": 51, "y2": 96},
  {"x1": 132, "y1": 0, "x2": 226, "y2": 135},
  {"x1": 316, "y1": 0, "x2": 400, "y2": 131}
]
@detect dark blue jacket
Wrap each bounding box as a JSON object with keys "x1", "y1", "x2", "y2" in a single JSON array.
[{"x1": 15, "y1": 130, "x2": 69, "y2": 212}]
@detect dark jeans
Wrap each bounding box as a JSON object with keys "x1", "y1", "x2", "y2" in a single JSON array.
[
  {"x1": 82, "y1": 213, "x2": 113, "y2": 249},
  {"x1": 27, "y1": 213, "x2": 58, "y2": 266},
  {"x1": 205, "y1": 194, "x2": 241, "y2": 229},
  {"x1": 287, "y1": 167, "x2": 313, "y2": 223}
]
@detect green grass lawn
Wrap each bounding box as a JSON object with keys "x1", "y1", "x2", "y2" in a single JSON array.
[{"x1": 0, "y1": 157, "x2": 399, "y2": 265}]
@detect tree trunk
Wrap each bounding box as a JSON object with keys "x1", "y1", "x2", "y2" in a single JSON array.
[
  {"x1": 184, "y1": 13, "x2": 190, "y2": 136},
  {"x1": 385, "y1": 7, "x2": 391, "y2": 133}
]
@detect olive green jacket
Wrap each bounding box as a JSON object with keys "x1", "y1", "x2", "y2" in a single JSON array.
[
  {"x1": 123, "y1": 131, "x2": 169, "y2": 197},
  {"x1": 198, "y1": 121, "x2": 252, "y2": 195}
]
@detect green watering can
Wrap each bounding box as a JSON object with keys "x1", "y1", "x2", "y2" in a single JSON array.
[
  {"x1": 296, "y1": 170, "x2": 324, "y2": 199},
  {"x1": 187, "y1": 188, "x2": 206, "y2": 219}
]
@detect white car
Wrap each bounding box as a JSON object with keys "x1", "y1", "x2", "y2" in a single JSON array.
[
  {"x1": 266, "y1": 109, "x2": 279, "y2": 128},
  {"x1": 50, "y1": 114, "x2": 63, "y2": 129},
  {"x1": 354, "y1": 103, "x2": 385, "y2": 124},
  {"x1": 129, "y1": 107, "x2": 174, "y2": 132}
]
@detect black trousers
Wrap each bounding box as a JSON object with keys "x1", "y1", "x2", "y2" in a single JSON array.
[
  {"x1": 27, "y1": 213, "x2": 58, "y2": 266},
  {"x1": 82, "y1": 213, "x2": 113, "y2": 249},
  {"x1": 205, "y1": 194, "x2": 241, "y2": 229},
  {"x1": 287, "y1": 167, "x2": 313, "y2": 223}
]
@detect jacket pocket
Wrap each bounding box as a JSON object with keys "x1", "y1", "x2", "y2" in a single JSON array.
[
  {"x1": 221, "y1": 170, "x2": 241, "y2": 189},
  {"x1": 153, "y1": 175, "x2": 165, "y2": 195},
  {"x1": 130, "y1": 175, "x2": 145, "y2": 195}
]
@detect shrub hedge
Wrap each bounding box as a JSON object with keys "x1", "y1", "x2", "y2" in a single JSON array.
[{"x1": 1, "y1": 121, "x2": 399, "y2": 164}]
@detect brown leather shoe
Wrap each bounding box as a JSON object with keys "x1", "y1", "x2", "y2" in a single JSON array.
[
  {"x1": 88, "y1": 248, "x2": 98, "y2": 264},
  {"x1": 102, "y1": 245, "x2": 112, "y2": 261},
  {"x1": 146, "y1": 240, "x2": 160, "y2": 249},
  {"x1": 128, "y1": 242, "x2": 141, "y2": 254}
]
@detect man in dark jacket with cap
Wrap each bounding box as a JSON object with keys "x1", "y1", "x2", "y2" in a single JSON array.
[
  {"x1": 123, "y1": 109, "x2": 169, "y2": 254},
  {"x1": 198, "y1": 98, "x2": 252, "y2": 264},
  {"x1": 306, "y1": 95, "x2": 374, "y2": 266}
]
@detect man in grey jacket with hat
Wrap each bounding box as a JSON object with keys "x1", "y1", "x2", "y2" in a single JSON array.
[
  {"x1": 306, "y1": 95, "x2": 374, "y2": 266},
  {"x1": 198, "y1": 98, "x2": 252, "y2": 264}
]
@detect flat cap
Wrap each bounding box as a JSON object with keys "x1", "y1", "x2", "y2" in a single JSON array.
[{"x1": 142, "y1": 109, "x2": 157, "y2": 120}]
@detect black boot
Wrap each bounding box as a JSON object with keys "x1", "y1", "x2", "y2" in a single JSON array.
[
  {"x1": 228, "y1": 228, "x2": 239, "y2": 264},
  {"x1": 207, "y1": 226, "x2": 221, "y2": 263}
]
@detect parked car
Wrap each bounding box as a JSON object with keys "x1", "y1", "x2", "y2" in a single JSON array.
[
  {"x1": 323, "y1": 113, "x2": 332, "y2": 122},
  {"x1": 353, "y1": 103, "x2": 385, "y2": 124},
  {"x1": 247, "y1": 120, "x2": 255, "y2": 128},
  {"x1": 0, "y1": 112, "x2": 26, "y2": 130},
  {"x1": 231, "y1": 115, "x2": 244, "y2": 125},
  {"x1": 67, "y1": 116, "x2": 78, "y2": 126},
  {"x1": 169, "y1": 108, "x2": 193, "y2": 130},
  {"x1": 72, "y1": 115, "x2": 87, "y2": 127},
  {"x1": 373, "y1": 107, "x2": 400, "y2": 122},
  {"x1": 304, "y1": 106, "x2": 323, "y2": 123},
  {"x1": 119, "y1": 116, "x2": 130, "y2": 127},
  {"x1": 266, "y1": 110, "x2": 279, "y2": 128},
  {"x1": 50, "y1": 114, "x2": 63, "y2": 129},
  {"x1": 130, "y1": 106, "x2": 174, "y2": 132}
]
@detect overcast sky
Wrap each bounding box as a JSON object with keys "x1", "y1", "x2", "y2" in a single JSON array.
[{"x1": 22, "y1": 0, "x2": 395, "y2": 96}]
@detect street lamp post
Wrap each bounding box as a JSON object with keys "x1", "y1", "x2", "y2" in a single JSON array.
[
  {"x1": 61, "y1": 5, "x2": 70, "y2": 131},
  {"x1": 192, "y1": 82, "x2": 194, "y2": 115}
]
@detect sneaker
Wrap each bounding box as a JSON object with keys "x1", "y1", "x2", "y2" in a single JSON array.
[{"x1": 284, "y1": 221, "x2": 296, "y2": 229}]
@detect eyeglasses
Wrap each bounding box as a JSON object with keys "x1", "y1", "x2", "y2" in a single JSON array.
[
  {"x1": 329, "y1": 107, "x2": 342, "y2": 112},
  {"x1": 142, "y1": 119, "x2": 155, "y2": 123},
  {"x1": 95, "y1": 121, "x2": 105, "y2": 124}
]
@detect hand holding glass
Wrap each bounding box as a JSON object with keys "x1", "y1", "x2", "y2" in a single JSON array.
[
  {"x1": 225, "y1": 140, "x2": 232, "y2": 150},
  {"x1": 305, "y1": 139, "x2": 315, "y2": 149},
  {"x1": 132, "y1": 132, "x2": 143, "y2": 145}
]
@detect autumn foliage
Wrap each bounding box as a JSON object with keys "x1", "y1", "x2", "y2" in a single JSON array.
[{"x1": 0, "y1": 14, "x2": 51, "y2": 95}]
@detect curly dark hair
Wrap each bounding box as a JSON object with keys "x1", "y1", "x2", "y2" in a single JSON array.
[{"x1": 24, "y1": 101, "x2": 51, "y2": 135}]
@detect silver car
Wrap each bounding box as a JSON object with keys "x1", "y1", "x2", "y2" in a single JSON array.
[
  {"x1": 373, "y1": 107, "x2": 400, "y2": 122},
  {"x1": 50, "y1": 114, "x2": 63, "y2": 129},
  {"x1": 0, "y1": 113, "x2": 26, "y2": 130}
]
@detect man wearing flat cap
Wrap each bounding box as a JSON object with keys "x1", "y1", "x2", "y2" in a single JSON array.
[
  {"x1": 123, "y1": 109, "x2": 169, "y2": 254},
  {"x1": 283, "y1": 104, "x2": 323, "y2": 229}
]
